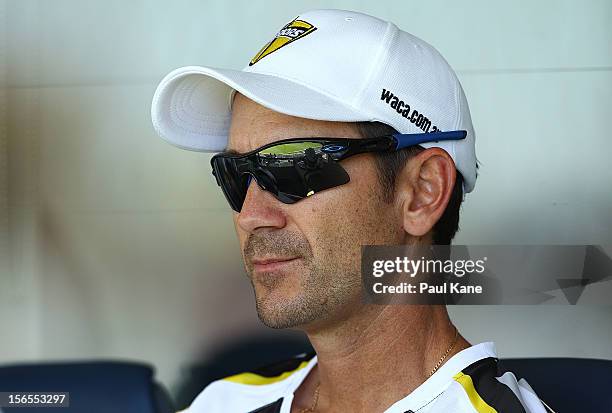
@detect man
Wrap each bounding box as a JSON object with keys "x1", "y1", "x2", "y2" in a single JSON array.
[{"x1": 152, "y1": 9, "x2": 552, "y2": 413}]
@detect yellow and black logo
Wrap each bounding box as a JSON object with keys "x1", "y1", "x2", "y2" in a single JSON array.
[{"x1": 249, "y1": 17, "x2": 317, "y2": 66}]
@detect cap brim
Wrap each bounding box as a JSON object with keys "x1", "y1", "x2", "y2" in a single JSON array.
[{"x1": 151, "y1": 65, "x2": 370, "y2": 152}]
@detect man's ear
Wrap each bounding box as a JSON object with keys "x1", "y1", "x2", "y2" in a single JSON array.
[{"x1": 396, "y1": 148, "x2": 456, "y2": 238}]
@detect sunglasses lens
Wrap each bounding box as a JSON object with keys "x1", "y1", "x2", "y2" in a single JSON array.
[
  {"x1": 213, "y1": 140, "x2": 351, "y2": 210},
  {"x1": 212, "y1": 157, "x2": 249, "y2": 212},
  {"x1": 257, "y1": 141, "x2": 350, "y2": 202}
]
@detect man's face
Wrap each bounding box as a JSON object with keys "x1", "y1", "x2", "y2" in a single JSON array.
[{"x1": 228, "y1": 93, "x2": 405, "y2": 330}]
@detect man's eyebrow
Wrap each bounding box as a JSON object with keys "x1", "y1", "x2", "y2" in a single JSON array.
[{"x1": 220, "y1": 148, "x2": 240, "y2": 156}]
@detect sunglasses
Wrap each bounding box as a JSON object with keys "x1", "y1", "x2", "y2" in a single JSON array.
[{"x1": 211, "y1": 130, "x2": 466, "y2": 212}]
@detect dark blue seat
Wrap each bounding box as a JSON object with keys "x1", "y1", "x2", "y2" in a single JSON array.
[
  {"x1": 500, "y1": 358, "x2": 612, "y2": 412},
  {"x1": 0, "y1": 361, "x2": 175, "y2": 413}
]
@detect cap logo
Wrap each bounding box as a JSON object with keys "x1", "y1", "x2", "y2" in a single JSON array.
[{"x1": 249, "y1": 17, "x2": 317, "y2": 66}]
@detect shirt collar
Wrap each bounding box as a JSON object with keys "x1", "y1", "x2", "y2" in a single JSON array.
[{"x1": 286, "y1": 342, "x2": 498, "y2": 413}]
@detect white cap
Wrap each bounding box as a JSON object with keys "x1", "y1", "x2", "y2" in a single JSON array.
[{"x1": 151, "y1": 9, "x2": 477, "y2": 192}]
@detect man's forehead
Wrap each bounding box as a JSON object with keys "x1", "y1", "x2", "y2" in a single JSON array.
[{"x1": 227, "y1": 93, "x2": 361, "y2": 154}]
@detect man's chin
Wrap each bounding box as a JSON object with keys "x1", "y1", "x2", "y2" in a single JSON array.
[
  {"x1": 255, "y1": 306, "x2": 305, "y2": 330},
  {"x1": 254, "y1": 294, "x2": 318, "y2": 330}
]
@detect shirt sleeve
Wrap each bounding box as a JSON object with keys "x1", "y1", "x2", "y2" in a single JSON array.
[{"x1": 495, "y1": 371, "x2": 552, "y2": 413}]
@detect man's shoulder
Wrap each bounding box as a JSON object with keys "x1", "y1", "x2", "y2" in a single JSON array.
[{"x1": 182, "y1": 352, "x2": 316, "y2": 413}]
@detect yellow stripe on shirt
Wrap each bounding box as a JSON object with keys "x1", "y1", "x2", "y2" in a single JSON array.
[
  {"x1": 453, "y1": 372, "x2": 498, "y2": 413},
  {"x1": 223, "y1": 360, "x2": 310, "y2": 385}
]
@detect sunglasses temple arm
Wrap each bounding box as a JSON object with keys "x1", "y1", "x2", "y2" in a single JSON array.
[{"x1": 393, "y1": 130, "x2": 467, "y2": 150}]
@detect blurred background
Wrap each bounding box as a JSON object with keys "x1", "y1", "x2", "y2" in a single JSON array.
[{"x1": 0, "y1": 0, "x2": 611, "y2": 410}]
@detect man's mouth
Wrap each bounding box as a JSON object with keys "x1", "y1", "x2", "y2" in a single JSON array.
[{"x1": 251, "y1": 256, "x2": 301, "y2": 273}]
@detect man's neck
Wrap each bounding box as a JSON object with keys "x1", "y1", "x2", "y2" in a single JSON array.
[{"x1": 293, "y1": 304, "x2": 471, "y2": 413}]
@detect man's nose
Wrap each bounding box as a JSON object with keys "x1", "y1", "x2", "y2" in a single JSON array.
[{"x1": 236, "y1": 178, "x2": 287, "y2": 233}]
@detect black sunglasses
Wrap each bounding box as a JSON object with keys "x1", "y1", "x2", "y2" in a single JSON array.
[{"x1": 211, "y1": 130, "x2": 466, "y2": 212}]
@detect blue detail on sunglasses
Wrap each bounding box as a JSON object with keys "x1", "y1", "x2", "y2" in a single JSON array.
[
  {"x1": 393, "y1": 130, "x2": 467, "y2": 150},
  {"x1": 321, "y1": 144, "x2": 347, "y2": 153}
]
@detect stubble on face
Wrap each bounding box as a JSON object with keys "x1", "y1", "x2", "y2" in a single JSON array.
[{"x1": 243, "y1": 227, "x2": 361, "y2": 329}]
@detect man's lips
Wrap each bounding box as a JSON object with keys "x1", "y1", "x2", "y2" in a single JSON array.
[{"x1": 251, "y1": 257, "x2": 301, "y2": 273}]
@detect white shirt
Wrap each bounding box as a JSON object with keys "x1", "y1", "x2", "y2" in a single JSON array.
[{"x1": 183, "y1": 342, "x2": 551, "y2": 413}]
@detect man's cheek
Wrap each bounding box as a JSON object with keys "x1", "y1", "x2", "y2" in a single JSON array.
[{"x1": 316, "y1": 207, "x2": 362, "y2": 263}]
